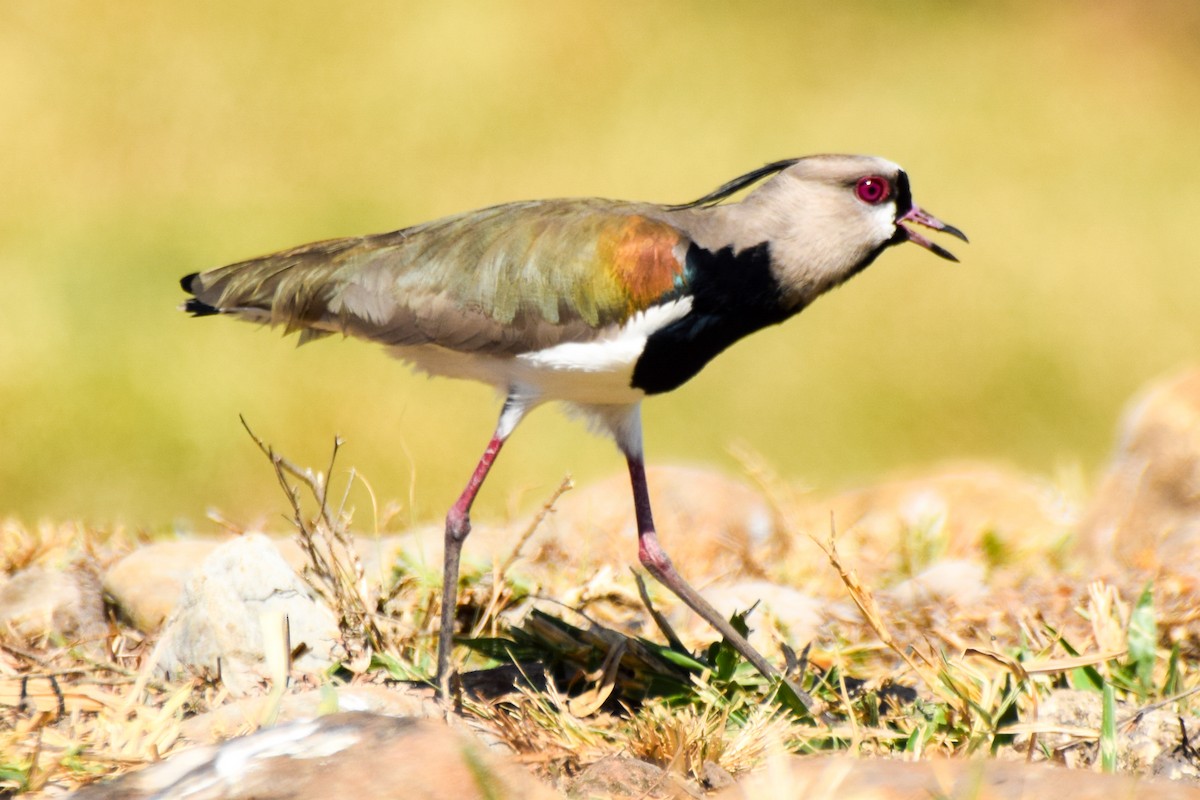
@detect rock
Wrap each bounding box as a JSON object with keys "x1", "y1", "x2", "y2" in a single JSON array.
[
  {"x1": 271, "y1": 536, "x2": 390, "y2": 581},
  {"x1": 1081, "y1": 368, "x2": 1200, "y2": 576},
  {"x1": 103, "y1": 539, "x2": 221, "y2": 631},
  {"x1": 1012, "y1": 688, "x2": 1200, "y2": 777},
  {"x1": 104, "y1": 534, "x2": 409, "y2": 634},
  {"x1": 699, "y1": 761, "x2": 736, "y2": 791},
  {"x1": 347, "y1": 534, "x2": 412, "y2": 586},
  {"x1": 531, "y1": 464, "x2": 777, "y2": 582},
  {"x1": 716, "y1": 755, "x2": 1200, "y2": 800},
  {"x1": 151, "y1": 534, "x2": 343, "y2": 694},
  {"x1": 68, "y1": 711, "x2": 559, "y2": 800},
  {"x1": 178, "y1": 683, "x2": 441, "y2": 743},
  {"x1": 392, "y1": 465, "x2": 777, "y2": 586},
  {"x1": 792, "y1": 462, "x2": 1075, "y2": 580},
  {"x1": 884, "y1": 559, "x2": 987, "y2": 608},
  {"x1": 566, "y1": 753, "x2": 701, "y2": 799},
  {"x1": 1155, "y1": 748, "x2": 1200, "y2": 783},
  {"x1": 0, "y1": 565, "x2": 106, "y2": 644},
  {"x1": 681, "y1": 580, "x2": 826, "y2": 652}
]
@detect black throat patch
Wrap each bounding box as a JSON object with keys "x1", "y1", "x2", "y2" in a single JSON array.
[{"x1": 631, "y1": 241, "x2": 794, "y2": 395}]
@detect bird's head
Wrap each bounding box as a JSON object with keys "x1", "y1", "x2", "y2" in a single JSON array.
[
  {"x1": 773, "y1": 154, "x2": 968, "y2": 303},
  {"x1": 678, "y1": 154, "x2": 967, "y2": 309}
]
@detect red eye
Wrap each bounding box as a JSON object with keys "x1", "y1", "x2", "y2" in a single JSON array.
[{"x1": 855, "y1": 176, "x2": 891, "y2": 205}]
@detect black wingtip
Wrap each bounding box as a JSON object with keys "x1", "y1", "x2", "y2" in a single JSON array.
[
  {"x1": 182, "y1": 298, "x2": 221, "y2": 317},
  {"x1": 180, "y1": 272, "x2": 222, "y2": 315}
]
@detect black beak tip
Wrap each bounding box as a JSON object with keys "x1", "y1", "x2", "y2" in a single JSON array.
[
  {"x1": 930, "y1": 242, "x2": 960, "y2": 262},
  {"x1": 944, "y1": 224, "x2": 969, "y2": 244}
]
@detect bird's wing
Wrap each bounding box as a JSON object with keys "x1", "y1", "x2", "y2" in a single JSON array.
[{"x1": 183, "y1": 199, "x2": 691, "y2": 355}]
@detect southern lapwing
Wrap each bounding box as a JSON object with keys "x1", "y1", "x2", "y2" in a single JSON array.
[{"x1": 181, "y1": 154, "x2": 966, "y2": 706}]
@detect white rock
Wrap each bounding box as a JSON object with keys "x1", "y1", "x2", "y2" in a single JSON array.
[{"x1": 152, "y1": 534, "x2": 343, "y2": 694}]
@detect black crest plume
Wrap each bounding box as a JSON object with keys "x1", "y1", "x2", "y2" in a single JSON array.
[{"x1": 666, "y1": 158, "x2": 800, "y2": 210}]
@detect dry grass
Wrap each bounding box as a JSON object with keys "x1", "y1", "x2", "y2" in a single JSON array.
[
  {"x1": 0, "y1": 572, "x2": 215, "y2": 793},
  {"x1": 4, "y1": 446, "x2": 1200, "y2": 796}
]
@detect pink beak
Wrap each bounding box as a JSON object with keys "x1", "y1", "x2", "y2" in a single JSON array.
[{"x1": 898, "y1": 206, "x2": 968, "y2": 262}]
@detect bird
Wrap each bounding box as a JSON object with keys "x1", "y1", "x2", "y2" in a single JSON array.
[{"x1": 180, "y1": 154, "x2": 966, "y2": 707}]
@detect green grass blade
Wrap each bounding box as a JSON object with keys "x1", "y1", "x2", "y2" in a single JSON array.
[
  {"x1": 1100, "y1": 682, "x2": 1117, "y2": 773},
  {"x1": 1128, "y1": 583, "x2": 1157, "y2": 699}
]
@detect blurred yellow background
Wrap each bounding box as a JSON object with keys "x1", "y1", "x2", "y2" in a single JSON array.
[{"x1": 3, "y1": 2, "x2": 1199, "y2": 530}]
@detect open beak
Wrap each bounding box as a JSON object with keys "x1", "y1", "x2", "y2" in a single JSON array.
[{"x1": 897, "y1": 206, "x2": 968, "y2": 262}]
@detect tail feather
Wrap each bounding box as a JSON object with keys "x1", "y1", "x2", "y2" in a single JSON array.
[{"x1": 178, "y1": 247, "x2": 346, "y2": 333}]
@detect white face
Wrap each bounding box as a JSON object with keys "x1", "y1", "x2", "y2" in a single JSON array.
[
  {"x1": 751, "y1": 160, "x2": 907, "y2": 304},
  {"x1": 785, "y1": 159, "x2": 966, "y2": 294},
  {"x1": 861, "y1": 186, "x2": 903, "y2": 245}
]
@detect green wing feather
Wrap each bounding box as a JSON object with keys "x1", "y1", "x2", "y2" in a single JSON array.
[{"x1": 187, "y1": 199, "x2": 690, "y2": 355}]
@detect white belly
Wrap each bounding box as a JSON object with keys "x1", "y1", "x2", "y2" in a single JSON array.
[
  {"x1": 386, "y1": 297, "x2": 692, "y2": 405},
  {"x1": 388, "y1": 337, "x2": 647, "y2": 405}
]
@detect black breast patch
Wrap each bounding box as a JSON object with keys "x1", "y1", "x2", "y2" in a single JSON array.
[{"x1": 630, "y1": 242, "x2": 796, "y2": 395}]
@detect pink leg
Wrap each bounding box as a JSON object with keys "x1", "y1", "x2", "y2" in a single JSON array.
[
  {"x1": 437, "y1": 402, "x2": 521, "y2": 696},
  {"x1": 626, "y1": 455, "x2": 817, "y2": 712}
]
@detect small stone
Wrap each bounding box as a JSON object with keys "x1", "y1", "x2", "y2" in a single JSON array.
[
  {"x1": 885, "y1": 559, "x2": 987, "y2": 608},
  {"x1": 0, "y1": 566, "x2": 106, "y2": 644},
  {"x1": 1080, "y1": 367, "x2": 1200, "y2": 576},
  {"x1": 178, "y1": 684, "x2": 441, "y2": 743},
  {"x1": 1012, "y1": 689, "x2": 1200, "y2": 777},
  {"x1": 105, "y1": 534, "x2": 410, "y2": 634},
  {"x1": 716, "y1": 754, "x2": 1200, "y2": 800},
  {"x1": 1153, "y1": 750, "x2": 1200, "y2": 784},
  {"x1": 386, "y1": 464, "x2": 778, "y2": 591},
  {"x1": 792, "y1": 462, "x2": 1075, "y2": 581},
  {"x1": 69, "y1": 711, "x2": 559, "y2": 800},
  {"x1": 684, "y1": 580, "x2": 825, "y2": 652},
  {"x1": 152, "y1": 534, "x2": 342, "y2": 694},
  {"x1": 543, "y1": 465, "x2": 776, "y2": 580},
  {"x1": 103, "y1": 539, "x2": 220, "y2": 631},
  {"x1": 700, "y1": 761, "x2": 736, "y2": 791},
  {"x1": 567, "y1": 754, "x2": 701, "y2": 799}
]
